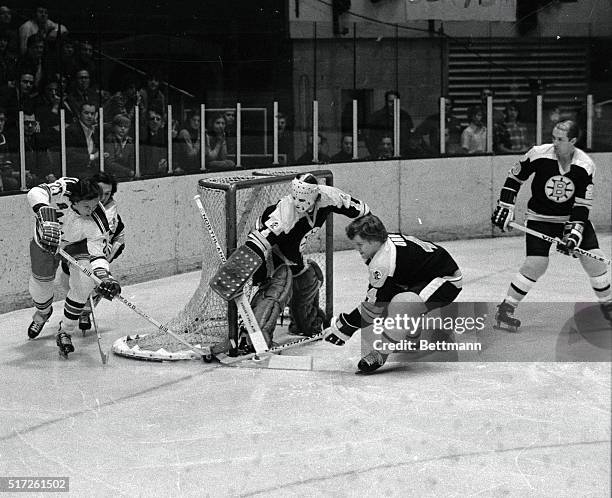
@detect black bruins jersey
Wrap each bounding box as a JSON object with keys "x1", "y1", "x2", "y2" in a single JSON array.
[
  {"x1": 247, "y1": 185, "x2": 369, "y2": 272},
  {"x1": 507, "y1": 144, "x2": 595, "y2": 223},
  {"x1": 366, "y1": 233, "x2": 459, "y2": 304}
]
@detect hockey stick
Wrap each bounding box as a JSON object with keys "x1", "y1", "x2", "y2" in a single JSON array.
[
  {"x1": 89, "y1": 294, "x2": 108, "y2": 365},
  {"x1": 214, "y1": 331, "x2": 325, "y2": 365},
  {"x1": 192, "y1": 195, "x2": 269, "y2": 353},
  {"x1": 58, "y1": 248, "x2": 212, "y2": 361},
  {"x1": 508, "y1": 221, "x2": 611, "y2": 265}
]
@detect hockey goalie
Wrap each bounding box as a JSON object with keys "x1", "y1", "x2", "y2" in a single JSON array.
[{"x1": 210, "y1": 173, "x2": 370, "y2": 350}]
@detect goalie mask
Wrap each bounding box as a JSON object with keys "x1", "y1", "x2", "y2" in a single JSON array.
[{"x1": 291, "y1": 174, "x2": 319, "y2": 214}]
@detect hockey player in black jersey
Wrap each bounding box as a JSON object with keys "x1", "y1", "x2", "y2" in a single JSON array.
[
  {"x1": 492, "y1": 120, "x2": 611, "y2": 330},
  {"x1": 210, "y1": 173, "x2": 370, "y2": 350},
  {"x1": 323, "y1": 214, "x2": 463, "y2": 373}
]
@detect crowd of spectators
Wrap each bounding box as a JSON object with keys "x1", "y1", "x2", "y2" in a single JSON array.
[{"x1": 0, "y1": 5, "x2": 602, "y2": 195}]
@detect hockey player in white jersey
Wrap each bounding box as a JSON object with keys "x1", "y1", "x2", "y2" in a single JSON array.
[
  {"x1": 77, "y1": 172, "x2": 125, "y2": 331},
  {"x1": 210, "y1": 172, "x2": 370, "y2": 351},
  {"x1": 27, "y1": 176, "x2": 122, "y2": 357},
  {"x1": 323, "y1": 214, "x2": 463, "y2": 373}
]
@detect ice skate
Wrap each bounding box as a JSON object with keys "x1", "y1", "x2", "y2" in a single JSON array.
[
  {"x1": 27, "y1": 307, "x2": 53, "y2": 339},
  {"x1": 356, "y1": 350, "x2": 389, "y2": 374},
  {"x1": 494, "y1": 301, "x2": 521, "y2": 332}
]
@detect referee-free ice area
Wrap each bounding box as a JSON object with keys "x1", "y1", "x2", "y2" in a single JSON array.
[{"x1": 0, "y1": 235, "x2": 610, "y2": 497}]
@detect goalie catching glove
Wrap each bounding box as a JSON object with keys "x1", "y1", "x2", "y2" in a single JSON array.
[
  {"x1": 35, "y1": 206, "x2": 61, "y2": 253},
  {"x1": 323, "y1": 314, "x2": 357, "y2": 346},
  {"x1": 93, "y1": 268, "x2": 121, "y2": 300},
  {"x1": 556, "y1": 221, "x2": 583, "y2": 257}
]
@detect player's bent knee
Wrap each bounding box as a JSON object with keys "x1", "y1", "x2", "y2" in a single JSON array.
[
  {"x1": 391, "y1": 291, "x2": 424, "y2": 304},
  {"x1": 69, "y1": 270, "x2": 96, "y2": 302},
  {"x1": 521, "y1": 256, "x2": 549, "y2": 280},
  {"x1": 29, "y1": 276, "x2": 54, "y2": 303}
]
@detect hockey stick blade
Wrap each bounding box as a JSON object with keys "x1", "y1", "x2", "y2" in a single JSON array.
[
  {"x1": 215, "y1": 331, "x2": 325, "y2": 366},
  {"x1": 58, "y1": 249, "x2": 210, "y2": 361},
  {"x1": 508, "y1": 221, "x2": 611, "y2": 265},
  {"x1": 89, "y1": 295, "x2": 107, "y2": 365}
]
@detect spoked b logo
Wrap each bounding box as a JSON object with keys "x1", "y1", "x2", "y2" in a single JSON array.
[{"x1": 544, "y1": 176, "x2": 575, "y2": 203}]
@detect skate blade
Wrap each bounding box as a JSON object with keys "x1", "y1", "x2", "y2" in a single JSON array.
[{"x1": 492, "y1": 323, "x2": 519, "y2": 333}]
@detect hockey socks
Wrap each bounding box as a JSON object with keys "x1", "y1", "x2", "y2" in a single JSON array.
[
  {"x1": 505, "y1": 272, "x2": 537, "y2": 307},
  {"x1": 589, "y1": 272, "x2": 611, "y2": 304}
]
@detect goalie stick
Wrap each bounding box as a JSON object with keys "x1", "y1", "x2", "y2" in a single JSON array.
[
  {"x1": 193, "y1": 195, "x2": 269, "y2": 354},
  {"x1": 508, "y1": 221, "x2": 611, "y2": 265},
  {"x1": 89, "y1": 294, "x2": 108, "y2": 365},
  {"x1": 215, "y1": 331, "x2": 325, "y2": 365},
  {"x1": 58, "y1": 248, "x2": 213, "y2": 362}
]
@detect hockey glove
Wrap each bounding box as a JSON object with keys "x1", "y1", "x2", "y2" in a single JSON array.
[
  {"x1": 491, "y1": 202, "x2": 514, "y2": 232},
  {"x1": 557, "y1": 221, "x2": 584, "y2": 257},
  {"x1": 35, "y1": 206, "x2": 61, "y2": 253},
  {"x1": 323, "y1": 315, "x2": 354, "y2": 346},
  {"x1": 96, "y1": 275, "x2": 121, "y2": 300}
]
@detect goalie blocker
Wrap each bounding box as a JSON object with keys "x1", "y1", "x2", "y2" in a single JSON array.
[{"x1": 210, "y1": 244, "x2": 264, "y2": 301}]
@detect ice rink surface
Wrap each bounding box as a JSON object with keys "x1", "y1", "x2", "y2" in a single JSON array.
[{"x1": 0, "y1": 235, "x2": 610, "y2": 497}]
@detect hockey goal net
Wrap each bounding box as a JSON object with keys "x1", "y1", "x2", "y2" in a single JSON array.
[{"x1": 112, "y1": 169, "x2": 334, "y2": 361}]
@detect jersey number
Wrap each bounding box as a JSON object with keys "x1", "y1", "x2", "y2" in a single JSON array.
[{"x1": 389, "y1": 234, "x2": 436, "y2": 252}]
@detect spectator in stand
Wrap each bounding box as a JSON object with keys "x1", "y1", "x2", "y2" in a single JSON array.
[
  {"x1": 49, "y1": 37, "x2": 78, "y2": 88},
  {"x1": 138, "y1": 71, "x2": 165, "y2": 125},
  {"x1": 204, "y1": 111, "x2": 235, "y2": 171},
  {"x1": 0, "y1": 107, "x2": 19, "y2": 191},
  {"x1": 375, "y1": 135, "x2": 394, "y2": 160},
  {"x1": 276, "y1": 111, "x2": 293, "y2": 165},
  {"x1": 0, "y1": 69, "x2": 38, "y2": 128},
  {"x1": 173, "y1": 110, "x2": 201, "y2": 174},
  {"x1": 296, "y1": 132, "x2": 330, "y2": 165},
  {"x1": 103, "y1": 76, "x2": 143, "y2": 130},
  {"x1": 461, "y1": 105, "x2": 487, "y2": 155},
  {"x1": 66, "y1": 68, "x2": 99, "y2": 118},
  {"x1": 104, "y1": 113, "x2": 135, "y2": 180},
  {"x1": 494, "y1": 100, "x2": 531, "y2": 154},
  {"x1": 18, "y1": 5, "x2": 67, "y2": 55},
  {"x1": 331, "y1": 134, "x2": 354, "y2": 163},
  {"x1": 222, "y1": 108, "x2": 236, "y2": 155},
  {"x1": 76, "y1": 40, "x2": 96, "y2": 84},
  {"x1": 22, "y1": 111, "x2": 55, "y2": 187},
  {"x1": 365, "y1": 90, "x2": 414, "y2": 158},
  {"x1": 140, "y1": 107, "x2": 168, "y2": 178},
  {"x1": 34, "y1": 76, "x2": 73, "y2": 136},
  {"x1": 65, "y1": 102, "x2": 106, "y2": 178},
  {"x1": 16, "y1": 34, "x2": 49, "y2": 91},
  {"x1": 0, "y1": 6, "x2": 18, "y2": 55},
  {"x1": 413, "y1": 96, "x2": 463, "y2": 155},
  {"x1": 0, "y1": 29, "x2": 16, "y2": 87}
]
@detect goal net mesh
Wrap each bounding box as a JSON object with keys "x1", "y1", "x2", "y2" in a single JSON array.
[{"x1": 123, "y1": 170, "x2": 332, "y2": 356}]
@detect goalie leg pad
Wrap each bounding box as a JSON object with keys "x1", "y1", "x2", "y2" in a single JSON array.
[
  {"x1": 289, "y1": 259, "x2": 326, "y2": 337},
  {"x1": 250, "y1": 264, "x2": 293, "y2": 346},
  {"x1": 209, "y1": 244, "x2": 264, "y2": 301}
]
